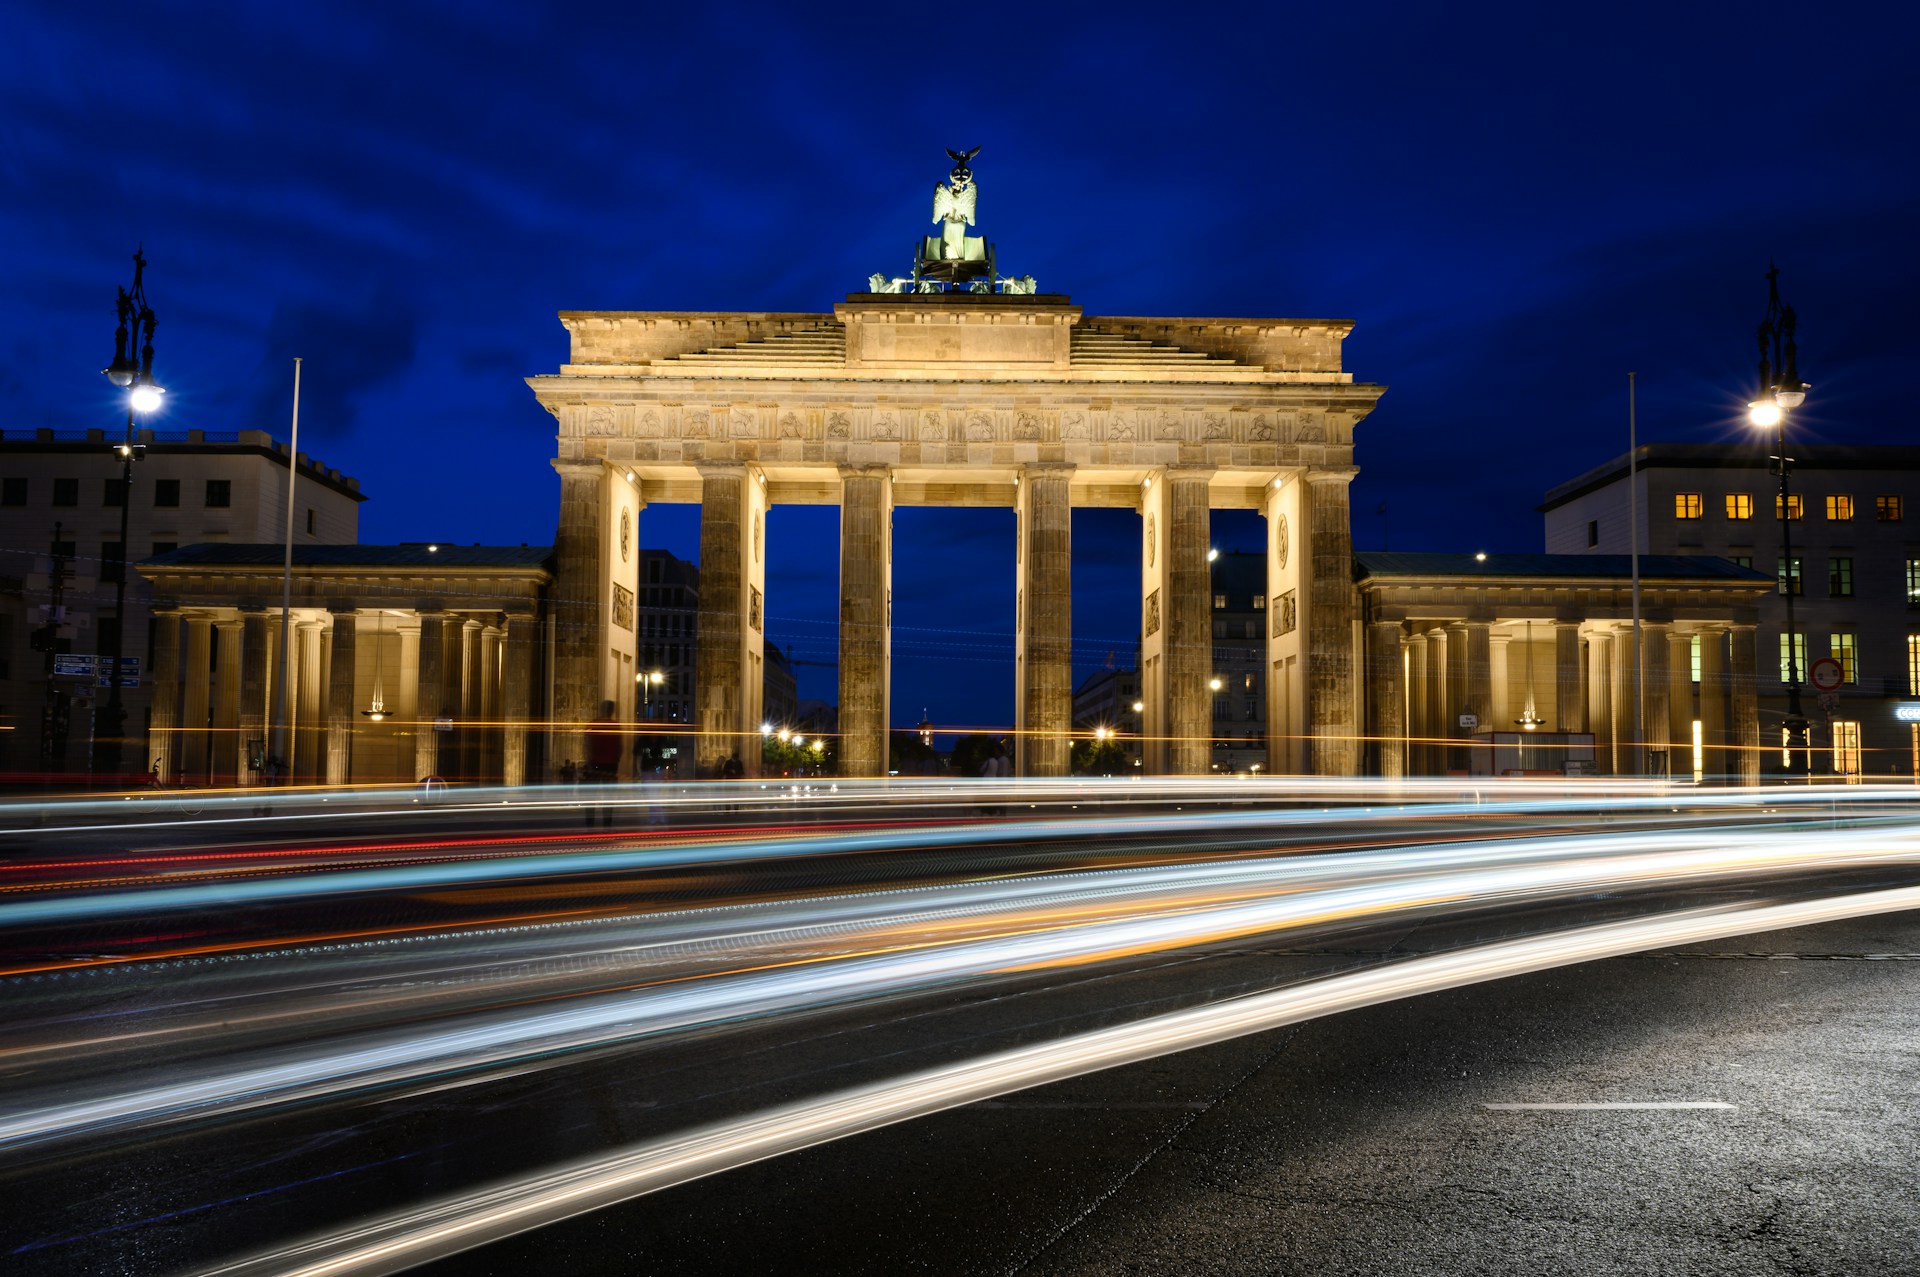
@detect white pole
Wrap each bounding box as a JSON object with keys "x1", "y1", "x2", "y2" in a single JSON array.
[
  {"x1": 270, "y1": 357, "x2": 301, "y2": 777},
  {"x1": 1629, "y1": 371, "x2": 1643, "y2": 777}
]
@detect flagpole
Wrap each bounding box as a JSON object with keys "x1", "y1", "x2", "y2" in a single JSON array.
[
  {"x1": 1629, "y1": 371, "x2": 1643, "y2": 777},
  {"x1": 269, "y1": 357, "x2": 300, "y2": 780}
]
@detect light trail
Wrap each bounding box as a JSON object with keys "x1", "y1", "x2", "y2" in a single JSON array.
[
  {"x1": 193, "y1": 882, "x2": 1920, "y2": 1277},
  {"x1": 6, "y1": 820, "x2": 1918, "y2": 1154}
]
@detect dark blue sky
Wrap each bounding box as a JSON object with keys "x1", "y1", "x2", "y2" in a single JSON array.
[{"x1": 4, "y1": 3, "x2": 1916, "y2": 727}]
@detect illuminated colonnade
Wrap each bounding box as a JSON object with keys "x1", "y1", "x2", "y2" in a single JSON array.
[{"x1": 531, "y1": 293, "x2": 1385, "y2": 777}]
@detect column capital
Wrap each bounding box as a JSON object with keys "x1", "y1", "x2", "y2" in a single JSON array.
[
  {"x1": 1304, "y1": 466, "x2": 1360, "y2": 487},
  {"x1": 551, "y1": 458, "x2": 603, "y2": 480},
  {"x1": 695, "y1": 460, "x2": 751, "y2": 478},
  {"x1": 837, "y1": 463, "x2": 893, "y2": 481},
  {"x1": 1018, "y1": 461, "x2": 1076, "y2": 478}
]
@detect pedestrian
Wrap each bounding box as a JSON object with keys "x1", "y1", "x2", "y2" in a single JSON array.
[{"x1": 584, "y1": 700, "x2": 622, "y2": 827}]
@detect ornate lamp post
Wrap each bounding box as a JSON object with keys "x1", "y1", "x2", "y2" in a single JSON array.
[
  {"x1": 1747, "y1": 263, "x2": 1810, "y2": 781},
  {"x1": 96, "y1": 248, "x2": 163, "y2": 778}
]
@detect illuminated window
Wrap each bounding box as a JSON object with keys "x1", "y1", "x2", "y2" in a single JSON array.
[
  {"x1": 1779, "y1": 632, "x2": 1807, "y2": 683},
  {"x1": 1691, "y1": 719, "x2": 1704, "y2": 782},
  {"x1": 1878, "y1": 495, "x2": 1904, "y2": 522},
  {"x1": 1907, "y1": 560, "x2": 1920, "y2": 605},
  {"x1": 1690, "y1": 634, "x2": 1702, "y2": 684},
  {"x1": 1674, "y1": 492, "x2": 1703, "y2": 520},
  {"x1": 1252, "y1": 595, "x2": 1266, "y2": 610},
  {"x1": 1729, "y1": 555, "x2": 1753, "y2": 569},
  {"x1": 1826, "y1": 494, "x2": 1854, "y2": 521},
  {"x1": 1830, "y1": 631, "x2": 1857, "y2": 684},
  {"x1": 1775, "y1": 493, "x2": 1803, "y2": 520},
  {"x1": 1777, "y1": 556, "x2": 1802, "y2": 595},
  {"x1": 1213, "y1": 593, "x2": 1227, "y2": 609},
  {"x1": 1833, "y1": 721, "x2": 1862, "y2": 781},
  {"x1": 1781, "y1": 727, "x2": 1792, "y2": 769},
  {"x1": 1909, "y1": 635, "x2": 1920, "y2": 694},
  {"x1": 1725, "y1": 493, "x2": 1753, "y2": 520},
  {"x1": 1828, "y1": 556, "x2": 1853, "y2": 597}
]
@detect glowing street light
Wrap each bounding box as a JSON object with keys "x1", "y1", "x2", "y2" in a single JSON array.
[{"x1": 1749, "y1": 262, "x2": 1812, "y2": 779}]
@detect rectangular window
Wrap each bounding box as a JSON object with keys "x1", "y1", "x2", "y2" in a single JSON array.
[
  {"x1": 1777, "y1": 556, "x2": 1803, "y2": 595},
  {"x1": 1833, "y1": 721, "x2": 1862, "y2": 781},
  {"x1": 1909, "y1": 560, "x2": 1920, "y2": 605},
  {"x1": 153, "y1": 478, "x2": 180, "y2": 507},
  {"x1": 0, "y1": 477, "x2": 25, "y2": 506},
  {"x1": 1587, "y1": 519, "x2": 1599, "y2": 547},
  {"x1": 1725, "y1": 493, "x2": 1753, "y2": 520},
  {"x1": 1213, "y1": 594, "x2": 1227, "y2": 609},
  {"x1": 1878, "y1": 495, "x2": 1904, "y2": 522},
  {"x1": 1829, "y1": 556, "x2": 1853, "y2": 597},
  {"x1": 1674, "y1": 492, "x2": 1703, "y2": 520},
  {"x1": 1775, "y1": 493, "x2": 1804, "y2": 520},
  {"x1": 1779, "y1": 632, "x2": 1807, "y2": 683},
  {"x1": 1909, "y1": 635, "x2": 1920, "y2": 695},
  {"x1": 1831, "y1": 631, "x2": 1858, "y2": 684},
  {"x1": 204, "y1": 479, "x2": 231, "y2": 508},
  {"x1": 1729, "y1": 555, "x2": 1754, "y2": 569},
  {"x1": 1691, "y1": 720, "x2": 1704, "y2": 783},
  {"x1": 306, "y1": 508, "x2": 316, "y2": 534},
  {"x1": 104, "y1": 478, "x2": 126, "y2": 507},
  {"x1": 1690, "y1": 634, "x2": 1702, "y2": 684},
  {"x1": 100, "y1": 542, "x2": 124, "y2": 584},
  {"x1": 52, "y1": 478, "x2": 77, "y2": 507},
  {"x1": 1826, "y1": 494, "x2": 1854, "y2": 521},
  {"x1": 1252, "y1": 595, "x2": 1266, "y2": 610}
]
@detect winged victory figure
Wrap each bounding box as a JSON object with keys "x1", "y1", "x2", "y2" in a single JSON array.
[{"x1": 931, "y1": 146, "x2": 981, "y2": 260}]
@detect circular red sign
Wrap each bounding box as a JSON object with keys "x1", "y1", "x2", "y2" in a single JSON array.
[{"x1": 1809, "y1": 657, "x2": 1844, "y2": 692}]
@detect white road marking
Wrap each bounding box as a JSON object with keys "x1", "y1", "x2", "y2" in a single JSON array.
[{"x1": 1485, "y1": 1101, "x2": 1735, "y2": 1111}]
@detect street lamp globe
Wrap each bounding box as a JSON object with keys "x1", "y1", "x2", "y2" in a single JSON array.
[
  {"x1": 1748, "y1": 397, "x2": 1782, "y2": 428},
  {"x1": 129, "y1": 383, "x2": 165, "y2": 414}
]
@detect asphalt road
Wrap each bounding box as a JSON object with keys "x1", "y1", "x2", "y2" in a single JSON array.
[{"x1": 415, "y1": 909, "x2": 1920, "y2": 1277}]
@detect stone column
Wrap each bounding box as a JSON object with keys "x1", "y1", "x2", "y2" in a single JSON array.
[
  {"x1": 1405, "y1": 631, "x2": 1428, "y2": 775},
  {"x1": 838, "y1": 466, "x2": 893, "y2": 777},
  {"x1": 326, "y1": 610, "x2": 356, "y2": 786},
  {"x1": 296, "y1": 621, "x2": 323, "y2": 781},
  {"x1": 148, "y1": 610, "x2": 181, "y2": 781},
  {"x1": 1699, "y1": 628, "x2": 1727, "y2": 783},
  {"x1": 1668, "y1": 631, "x2": 1695, "y2": 765},
  {"x1": 1643, "y1": 622, "x2": 1672, "y2": 778},
  {"x1": 1015, "y1": 465, "x2": 1072, "y2": 776},
  {"x1": 481, "y1": 624, "x2": 502, "y2": 783},
  {"x1": 502, "y1": 613, "x2": 535, "y2": 787},
  {"x1": 1611, "y1": 629, "x2": 1636, "y2": 776},
  {"x1": 1138, "y1": 473, "x2": 1169, "y2": 774},
  {"x1": 214, "y1": 620, "x2": 242, "y2": 784},
  {"x1": 415, "y1": 611, "x2": 445, "y2": 781},
  {"x1": 1729, "y1": 624, "x2": 1761, "y2": 784},
  {"x1": 237, "y1": 611, "x2": 268, "y2": 784},
  {"x1": 458, "y1": 618, "x2": 480, "y2": 781},
  {"x1": 1443, "y1": 621, "x2": 1470, "y2": 771},
  {"x1": 1488, "y1": 633, "x2": 1511, "y2": 736},
  {"x1": 179, "y1": 616, "x2": 213, "y2": 784},
  {"x1": 550, "y1": 460, "x2": 605, "y2": 775},
  {"x1": 1425, "y1": 627, "x2": 1448, "y2": 775},
  {"x1": 1366, "y1": 620, "x2": 1406, "y2": 779},
  {"x1": 1164, "y1": 469, "x2": 1214, "y2": 775},
  {"x1": 1554, "y1": 622, "x2": 1584, "y2": 734},
  {"x1": 1586, "y1": 632, "x2": 1613, "y2": 774},
  {"x1": 696, "y1": 464, "x2": 763, "y2": 775},
  {"x1": 1304, "y1": 469, "x2": 1357, "y2": 776},
  {"x1": 1465, "y1": 622, "x2": 1492, "y2": 735}
]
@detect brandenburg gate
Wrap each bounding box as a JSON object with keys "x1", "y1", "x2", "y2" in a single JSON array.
[{"x1": 528, "y1": 289, "x2": 1384, "y2": 776}]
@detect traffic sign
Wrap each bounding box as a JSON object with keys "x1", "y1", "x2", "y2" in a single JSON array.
[
  {"x1": 53, "y1": 654, "x2": 96, "y2": 677},
  {"x1": 1808, "y1": 657, "x2": 1844, "y2": 693}
]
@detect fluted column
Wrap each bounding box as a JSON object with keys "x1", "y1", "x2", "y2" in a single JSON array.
[
  {"x1": 1304, "y1": 469, "x2": 1357, "y2": 775},
  {"x1": 1465, "y1": 622, "x2": 1492, "y2": 736},
  {"x1": 1366, "y1": 620, "x2": 1405, "y2": 779},
  {"x1": 1164, "y1": 469, "x2": 1214, "y2": 775},
  {"x1": 695, "y1": 464, "x2": 765, "y2": 775},
  {"x1": 481, "y1": 624, "x2": 502, "y2": 782},
  {"x1": 1554, "y1": 622, "x2": 1584, "y2": 734},
  {"x1": 1644, "y1": 622, "x2": 1672, "y2": 778},
  {"x1": 1139, "y1": 473, "x2": 1169, "y2": 774},
  {"x1": 296, "y1": 621, "x2": 323, "y2": 781},
  {"x1": 1588, "y1": 632, "x2": 1613, "y2": 774},
  {"x1": 214, "y1": 620, "x2": 242, "y2": 784},
  {"x1": 838, "y1": 465, "x2": 893, "y2": 777},
  {"x1": 1699, "y1": 628, "x2": 1727, "y2": 783},
  {"x1": 237, "y1": 611, "x2": 268, "y2": 784},
  {"x1": 326, "y1": 610, "x2": 356, "y2": 786},
  {"x1": 1405, "y1": 632, "x2": 1428, "y2": 774},
  {"x1": 1488, "y1": 633, "x2": 1511, "y2": 734},
  {"x1": 415, "y1": 611, "x2": 445, "y2": 781},
  {"x1": 1015, "y1": 465, "x2": 1072, "y2": 776},
  {"x1": 180, "y1": 616, "x2": 213, "y2": 784},
  {"x1": 1668, "y1": 630, "x2": 1695, "y2": 774},
  {"x1": 550, "y1": 460, "x2": 605, "y2": 775},
  {"x1": 149, "y1": 610, "x2": 181, "y2": 781},
  {"x1": 1729, "y1": 624, "x2": 1760, "y2": 784},
  {"x1": 1611, "y1": 628, "x2": 1635, "y2": 775},
  {"x1": 1425, "y1": 627, "x2": 1448, "y2": 775},
  {"x1": 502, "y1": 613, "x2": 535, "y2": 787}
]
